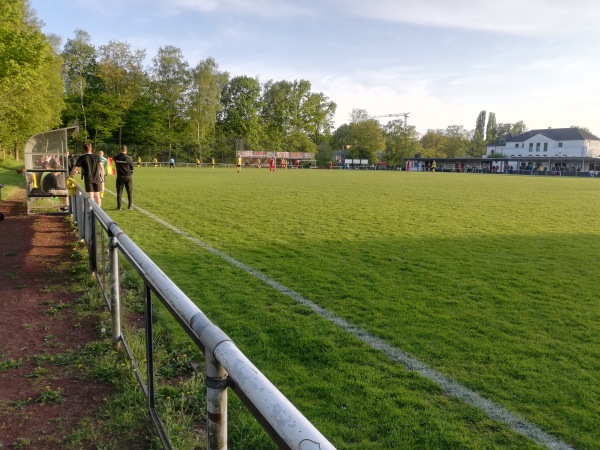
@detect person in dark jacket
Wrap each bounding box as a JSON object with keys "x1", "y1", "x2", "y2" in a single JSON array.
[{"x1": 113, "y1": 145, "x2": 135, "y2": 210}]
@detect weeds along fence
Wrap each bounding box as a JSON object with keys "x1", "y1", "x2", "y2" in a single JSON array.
[{"x1": 70, "y1": 184, "x2": 335, "y2": 450}]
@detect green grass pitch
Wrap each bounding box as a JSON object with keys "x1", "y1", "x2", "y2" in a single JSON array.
[{"x1": 105, "y1": 166, "x2": 600, "y2": 449}]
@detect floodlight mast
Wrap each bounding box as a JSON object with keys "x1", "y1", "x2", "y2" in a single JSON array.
[{"x1": 373, "y1": 112, "x2": 410, "y2": 129}]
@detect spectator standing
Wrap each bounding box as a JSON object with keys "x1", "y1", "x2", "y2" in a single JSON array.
[
  {"x1": 114, "y1": 145, "x2": 135, "y2": 210},
  {"x1": 98, "y1": 150, "x2": 108, "y2": 198},
  {"x1": 72, "y1": 142, "x2": 103, "y2": 207},
  {"x1": 169, "y1": 158, "x2": 175, "y2": 169}
]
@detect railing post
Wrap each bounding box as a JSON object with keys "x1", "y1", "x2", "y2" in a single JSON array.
[
  {"x1": 69, "y1": 193, "x2": 76, "y2": 224},
  {"x1": 77, "y1": 192, "x2": 85, "y2": 241},
  {"x1": 145, "y1": 283, "x2": 156, "y2": 408},
  {"x1": 86, "y1": 201, "x2": 97, "y2": 274},
  {"x1": 206, "y1": 351, "x2": 228, "y2": 450},
  {"x1": 109, "y1": 233, "x2": 121, "y2": 348}
]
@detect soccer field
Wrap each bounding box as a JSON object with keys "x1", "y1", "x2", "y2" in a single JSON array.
[{"x1": 105, "y1": 167, "x2": 600, "y2": 449}]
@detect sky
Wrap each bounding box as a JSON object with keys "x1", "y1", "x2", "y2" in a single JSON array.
[{"x1": 29, "y1": 0, "x2": 600, "y2": 135}]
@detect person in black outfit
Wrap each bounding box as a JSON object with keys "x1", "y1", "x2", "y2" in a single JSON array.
[
  {"x1": 71, "y1": 143, "x2": 103, "y2": 206},
  {"x1": 114, "y1": 145, "x2": 134, "y2": 210},
  {"x1": 42, "y1": 159, "x2": 69, "y2": 210},
  {"x1": 42, "y1": 160, "x2": 64, "y2": 192}
]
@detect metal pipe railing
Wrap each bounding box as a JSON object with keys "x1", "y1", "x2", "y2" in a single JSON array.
[{"x1": 70, "y1": 185, "x2": 335, "y2": 450}]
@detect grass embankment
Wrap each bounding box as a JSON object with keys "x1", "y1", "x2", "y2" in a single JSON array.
[
  {"x1": 100, "y1": 167, "x2": 600, "y2": 449},
  {"x1": 0, "y1": 156, "x2": 25, "y2": 200}
]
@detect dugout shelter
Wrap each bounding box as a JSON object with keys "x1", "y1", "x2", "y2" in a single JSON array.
[{"x1": 24, "y1": 126, "x2": 79, "y2": 215}]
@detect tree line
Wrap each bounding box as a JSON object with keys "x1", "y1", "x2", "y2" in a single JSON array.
[{"x1": 2, "y1": 1, "x2": 532, "y2": 166}]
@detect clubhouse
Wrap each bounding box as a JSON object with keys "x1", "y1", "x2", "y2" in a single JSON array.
[{"x1": 407, "y1": 127, "x2": 600, "y2": 176}]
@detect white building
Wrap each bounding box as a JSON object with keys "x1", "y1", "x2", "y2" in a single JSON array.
[{"x1": 487, "y1": 127, "x2": 600, "y2": 158}]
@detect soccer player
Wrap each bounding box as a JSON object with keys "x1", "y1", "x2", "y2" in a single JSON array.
[{"x1": 236, "y1": 156, "x2": 242, "y2": 172}]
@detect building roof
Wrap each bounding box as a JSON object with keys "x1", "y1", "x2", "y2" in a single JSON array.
[
  {"x1": 409, "y1": 156, "x2": 600, "y2": 163},
  {"x1": 505, "y1": 127, "x2": 600, "y2": 143},
  {"x1": 487, "y1": 128, "x2": 600, "y2": 148}
]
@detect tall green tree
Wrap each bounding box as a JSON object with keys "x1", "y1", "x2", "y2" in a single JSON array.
[
  {"x1": 331, "y1": 123, "x2": 351, "y2": 151},
  {"x1": 122, "y1": 92, "x2": 166, "y2": 151},
  {"x1": 475, "y1": 110, "x2": 486, "y2": 140},
  {"x1": 61, "y1": 29, "x2": 97, "y2": 139},
  {"x1": 85, "y1": 91, "x2": 122, "y2": 144},
  {"x1": 0, "y1": 0, "x2": 64, "y2": 159},
  {"x1": 511, "y1": 120, "x2": 527, "y2": 135},
  {"x1": 261, "y1": 79, "x2": 292, "y2": 150},
  {"x1": 300, "y1": 90, "x2": 336, "y2": 147},
  {"x1": 261, "y1": 79, "x2": 335, "y2": 152},
  {"x1": 346, "y1": 109, "x2": 385, "y2": 162},
  {"x1": 184, "y1": 57, "x2": 228, "y2": 160},
  {"x1": 420, "y1": 129, "x2": 447, "y2": 157},
  {"x1": 471, "y1": 110, "x2": 487, "y2": 156},
  {"x1": 384, "y1": 120, "x2": 422, "y2": 168},
  {"x1": 486, "y1": 112, "x2": 497, "y2": 143},
  {"x1": 150, "y1": 45, "x2": 190, "y2": 158},
  {"x1": 444, "y1": 125, "x2": 471, "y2": 157},
  {"x1": 221, "y1": 75, "x2": 263, "y2": 150},
  {"x1": 97, "y1": 40, "x2": 146, "y2": 146}
]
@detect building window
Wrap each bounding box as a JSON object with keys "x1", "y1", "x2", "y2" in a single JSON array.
[
  {"x1": 544, "y1": 143, "x2": 548, "y2": 151},
  {"x1": 515, "y1": 143, "x2": 519, "y2": 148},
  {"x1": 558, "y1": 142, "x2": 563, "y2": 147},
  {"x1": 536, "y1": 143, "x2": 540, "y2": 152},
  {"x1": 529, "y1": 143, "x2": 533, "y2": 152}
]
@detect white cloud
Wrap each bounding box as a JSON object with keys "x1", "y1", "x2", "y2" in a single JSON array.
[
  {"x1": 159, "y1": 0, "x2": 315, "y2": 18},
  {"x1": 334, "y1": 0, "x2": 600, "y2": 36}
]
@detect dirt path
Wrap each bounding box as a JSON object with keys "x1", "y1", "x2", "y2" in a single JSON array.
[{"x1": 0, "y1": 189, "x2": 113, "y2": 448}]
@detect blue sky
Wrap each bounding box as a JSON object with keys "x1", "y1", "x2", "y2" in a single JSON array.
[{"x1": 29, "y1": 0, "x2": 600, "y2": 135}]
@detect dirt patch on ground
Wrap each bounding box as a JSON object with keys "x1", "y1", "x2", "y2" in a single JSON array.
[{"x1": 0, "y1": 190, "x2": 114, "y2": 448}]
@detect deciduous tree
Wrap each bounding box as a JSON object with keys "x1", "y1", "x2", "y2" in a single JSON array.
[
  {"x1": 420, "y1": 129, "x2": 447, "y2": 157},
  {"x1": 0, "y1": 0, "x2": 64, "y2": 159},
  {"x1": 150, "y1": 45, "x2": 190, "y2": 158},
  {"x1": 346, "y1": 109, "x2": 385, "y2": 162},
  {"x1": 97, "y1": 40, "x2": 146, "y2": 146},
  {"x1": 221, "y1": 75, "x2": 263, "y2": 150},
  {"x1": 384, "y1": 121, "x2": 422, "y2": 168},
  {"x1": 185, "y1": 57, "x2": 228, "y2": 160},
  {"x1": 486, "y1": 112, "x2": 497, "y2": 143},
  {"x1": 61, "y1": 29, "x2": 97, "y2": 139}
]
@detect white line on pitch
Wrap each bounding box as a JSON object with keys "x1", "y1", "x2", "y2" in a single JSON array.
[{"x1": 133, "y1": 204, "x2": 572, "y2": 450}]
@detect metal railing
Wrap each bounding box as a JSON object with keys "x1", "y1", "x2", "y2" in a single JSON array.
[{"x1": 69, "y1": 185, "x2": 335, "y2": 450}]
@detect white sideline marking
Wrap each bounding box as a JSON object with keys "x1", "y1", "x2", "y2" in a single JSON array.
[{"x1": 134, "y1": 204, "x2": 572, "y2": 450}]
